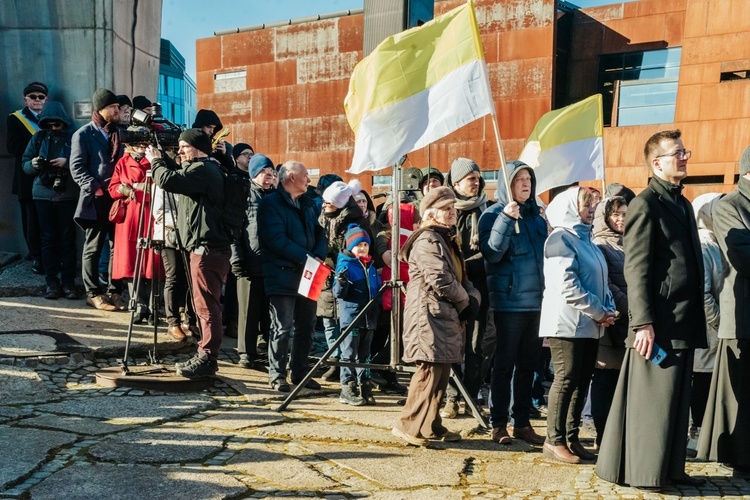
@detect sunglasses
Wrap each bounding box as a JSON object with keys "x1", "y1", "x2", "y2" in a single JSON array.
[
  {"x1": 47, "y1": 122, "x2": 64, "y2": 128},
  {"x1": 26, "y1": 94, "x2": 47, "y2": 100}
]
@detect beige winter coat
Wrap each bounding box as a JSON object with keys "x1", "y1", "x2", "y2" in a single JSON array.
[{"x1": 400, "y1": 225, "x2": 480, "y2": 364}]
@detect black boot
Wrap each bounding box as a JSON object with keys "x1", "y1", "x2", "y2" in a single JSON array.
[{"x1": 360, "y1": 380, "x2": 376, "y2": 406}]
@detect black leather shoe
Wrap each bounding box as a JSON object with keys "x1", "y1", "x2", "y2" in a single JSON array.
[
  {"x1": 671, "y1": 474, "x2": 706, "y2": 486},
  {"x1": 31, "y1": 260, "x2": 44, "y2": 275},
  {"x1": 270, "y1": 378, "x2": 290, "y2": 393},
  {"x1": 292, "y1": 376, "x2": 321, "y2": 390}
]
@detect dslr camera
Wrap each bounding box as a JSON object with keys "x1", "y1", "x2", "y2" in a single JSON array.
[{"x1": 36, "y1": 157, "x2": 68, "y2": 193}]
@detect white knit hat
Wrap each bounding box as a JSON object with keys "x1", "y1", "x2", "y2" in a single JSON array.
[{"x1": 323, "y1": 179, "x2": 363, "y2": 209}]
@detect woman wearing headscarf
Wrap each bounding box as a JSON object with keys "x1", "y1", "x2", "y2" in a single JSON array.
[
  {"x1": 590, "y1": 196, "x2": 629, "y2": 448},
  {"x1": 392, "y1": 187, "x2": 480, "y2": 446},
  {"x1": 540, "y1": 187, "x2": 616, "y2": 464}
]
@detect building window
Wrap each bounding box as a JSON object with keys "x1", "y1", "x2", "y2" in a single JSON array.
[
  {"x1": 598, "y1": 47, "x2": 682, "y2": 126},
  {"x1": 214, "y1": 70, "x2": 247, "y2": 93}
]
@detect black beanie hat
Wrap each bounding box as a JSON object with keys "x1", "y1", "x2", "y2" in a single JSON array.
[
  {"x1": 133, "y1": 95, "x2": 152, "y2": 110},
  {"x1": 179, "y1": 128, "x2": 212, "y2": 156},
  {"x1": 92, "y1": 88, "x2": 118, "y2": 111},
  {"x1": 24, "y1": 82, "x2": 48, "y2": 96},
  {"x1": 232, "y1": 143, "x2": 253, "y2": 160},
  {"x1": 117, "y1": 95, "x2": 133, "y2": 108}
]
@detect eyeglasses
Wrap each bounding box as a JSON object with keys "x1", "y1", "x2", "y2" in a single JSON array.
[
  {"x1": 240, "y1": 151, "x2": 253, "y2": 158},
  {"x1": 656, "y1": 149, "x2": 692, "y2": 160},
  {"x1": 26, "y1": 94, "x2": 47, "y2": 100}
]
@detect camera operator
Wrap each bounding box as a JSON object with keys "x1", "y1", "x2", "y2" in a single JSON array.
[
  {"x1": 192, "y1": 109, "x2": 233, "y2": 169},
  {"x1": 70, "y1": 88, "x2": 126, "y2": 311},
  {"x1": 148, "y1": 129, "x2": 231, "y2": 379},
  {"x1": 21, "y1": 100, "x2": 79, "y2": 300}
]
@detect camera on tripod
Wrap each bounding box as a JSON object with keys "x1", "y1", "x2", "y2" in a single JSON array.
[{"x1": 118, "y1": 103, "x2": 182, "y2": 148}]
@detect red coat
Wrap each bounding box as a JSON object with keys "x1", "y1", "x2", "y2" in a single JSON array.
[{"x1": 108, "y1": 153, "x2": 162, "y2": 280}]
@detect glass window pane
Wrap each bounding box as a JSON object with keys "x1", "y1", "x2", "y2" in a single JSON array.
[{"x1": 620, "y1": 81, "x2": 678, "y2": 108}]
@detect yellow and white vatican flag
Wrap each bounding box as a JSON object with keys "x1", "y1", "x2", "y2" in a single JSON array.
[
  {"x1": 344, "y1": 1, "x2": 494, "y2": 173},
  {"x1": 518, "y1": 94, "x2": 605, "y2": 194}
]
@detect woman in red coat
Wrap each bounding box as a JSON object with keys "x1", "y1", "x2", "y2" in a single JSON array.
[{"x1": 108, "y1": 143, "x2": 162, "y2": 322}]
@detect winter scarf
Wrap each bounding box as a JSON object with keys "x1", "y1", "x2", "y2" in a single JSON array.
[{"x1": 91, "y1": 110, "x2": 121, "y2": 164}]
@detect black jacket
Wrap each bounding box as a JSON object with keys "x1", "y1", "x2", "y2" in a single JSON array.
[
  {"x1": 6, "y1": 106, "x2": 40, "y2": 199},
  {"x1": 151, "y1": 156, "x2": 230, "y2": 251},
  {"x1": 231, "y1": 179, "x2": 274, "y2": 277},
  {"x1": 623, "y1": 175, "x2": 707, "y2": 349},
  {"x1": 712, "y1": 176, "x2": 750, "y2": 340}
]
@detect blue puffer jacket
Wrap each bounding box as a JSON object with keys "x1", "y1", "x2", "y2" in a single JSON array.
[
  {"x1": 333, "y1": 252, "x2": 381, "y2": 331},
  {"x1": 478, "y1": 162, "x2": 547, "y2": 312},
  {"x1": 258, "y1": 184, "x2": 327, "y2": 296}
]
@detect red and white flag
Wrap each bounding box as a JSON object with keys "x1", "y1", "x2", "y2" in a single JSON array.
[{"x1": 298, "y1": 255, "x2": 332, "y2": 301}]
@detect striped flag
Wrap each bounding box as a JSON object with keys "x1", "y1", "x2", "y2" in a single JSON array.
[
  {"x1": 344, "y1": 1, "x2": 494, "y2": 173},
  {"x1": 298, "y1": 256, "x2": 332, "y2": 301},
  {"x1": 518, "y1": 94, "x2": 605, "y2": 194}
]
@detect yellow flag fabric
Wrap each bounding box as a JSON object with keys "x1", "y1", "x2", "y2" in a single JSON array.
[
  {"x1": 518, "y1": 95, "x2": 605, "y2": 194},
  {"x1": 345, "y1": 1, "x2": 494, "y2": 173}
]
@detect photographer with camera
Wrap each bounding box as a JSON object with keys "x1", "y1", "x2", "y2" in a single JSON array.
[
  {"x1": 192, "y1": 109, "x2": 233, "y2": 169},
  {"x1": 21, "y1": 100, "x2": 79, "y2": 300}
]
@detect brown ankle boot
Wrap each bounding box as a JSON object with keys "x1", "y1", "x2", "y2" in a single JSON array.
[{"x1": 543, "y1": 440, "x2": 581, "y2": 464}]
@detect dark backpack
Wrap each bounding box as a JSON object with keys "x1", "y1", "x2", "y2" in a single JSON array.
[{"x1": 216, "y1": 164, "x2": 250, "y2": 241}]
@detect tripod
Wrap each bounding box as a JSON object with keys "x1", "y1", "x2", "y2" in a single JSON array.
[
  {"x1": 119, "y1": 167, "x2": 198, "y2": 374},
  {"x1": 277, "y1": 162, "x2": 488, "y2": 429}
]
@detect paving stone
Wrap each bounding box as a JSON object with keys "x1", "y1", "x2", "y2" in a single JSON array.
[
  {"x1": 89, "y1": 425, "x2": 226, "y2": 463},
  {"x1": 367, "y1": 489, "x2": 465, "y2": 499},
  {"x1": 198, "y1": 406, "x2": 287, "y2": 430},
  {"x1": 0, "y1": 426, "x2": 77, "y2": 489},
  {"x1": 29, "y1": 463, "x2": 247, "y2": 499},
  {"x1": 16, "y1": 414, "x2": 135, "y2": 436},
  {"x1": 256, "y1": 419, "x2": 403, "y2": 445},
  {"x1": 228, "y1": 441, "x2": 338, "y2": 490},
  {"x1": 0, "y1": 365, "x2": 60, "y2": 405},
  {"x1": 306, "y1": 442, "x2": 466, "y2": 489},
  {"x1": 0, "y1": 406, "x2": 33, "y2": 419},
  {"x1": 36, "y1": 393, "x2": 216, "y2": 424}
]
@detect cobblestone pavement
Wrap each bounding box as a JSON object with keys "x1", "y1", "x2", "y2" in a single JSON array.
[{"x1": 1, "y1": 260, "x2": 750, "y2": 498}]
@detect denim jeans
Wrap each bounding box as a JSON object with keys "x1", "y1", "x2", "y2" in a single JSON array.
[
  {"x1": 339, "y1": 327, "x2": 374, "y2": 385},
  {"x1": 268, "y1": 295, "x2": 317, "y2": 382},
  {"x1": 489, "y1": 311, "x2": 542, "y2": 429},
  {"x1": 323, "y1": 317, "x2": 341, "y2": 358}
]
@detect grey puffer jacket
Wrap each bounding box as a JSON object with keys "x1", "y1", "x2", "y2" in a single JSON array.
[
  {"x1": 539, "y1": 188, "x2": 615, "y2": 339},
  {"x1": 692, "y1": 193, "x2": 724, "y2": 372},
  {"x1": 22, "y1": 101, "x2": 79, "y2": 202},
  {"x1": 400, "y1": 224, "x2": 480, "y2": 364},
  {"x1": 592, "y1": 197, "x2": 627, "y2": 369}
]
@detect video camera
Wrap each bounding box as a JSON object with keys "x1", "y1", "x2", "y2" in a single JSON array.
[{"x1": 118, "y1": 103, "x2": 182, "y2": 149}]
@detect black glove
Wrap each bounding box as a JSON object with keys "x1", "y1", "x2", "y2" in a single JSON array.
[
  {"x1": 459, "y1": 295, "x2": 480, "y2": 322},
  {"x1": 336, "y1": 270, "x2": 349, "y2": 284}
]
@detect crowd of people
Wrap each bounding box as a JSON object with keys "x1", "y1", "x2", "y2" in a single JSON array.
[{"x1": 6, "y1": 82, "x2": 750, "y2": 491}]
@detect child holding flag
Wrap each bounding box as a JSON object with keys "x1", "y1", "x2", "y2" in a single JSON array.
[{"x1": 333, "y1": 224, "x2": 381, "y2": 406}]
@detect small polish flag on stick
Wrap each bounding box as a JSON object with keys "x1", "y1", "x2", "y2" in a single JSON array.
[{"x1": 298, "y1": 255, "x2": 332, "y2": 301}]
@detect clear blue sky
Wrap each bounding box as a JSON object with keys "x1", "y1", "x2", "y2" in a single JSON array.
[{"x1": 162, "y1": 0, "x2": 634, "y2": 80}]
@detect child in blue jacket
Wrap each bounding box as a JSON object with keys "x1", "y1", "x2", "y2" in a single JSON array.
[{"x1": 333, "y1": 224, "x2": 381, "y2": 406}]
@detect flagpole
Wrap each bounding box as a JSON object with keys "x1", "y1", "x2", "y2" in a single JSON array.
[{"x1": 488, "y1": 112, "x2": 519, "y2": 234}]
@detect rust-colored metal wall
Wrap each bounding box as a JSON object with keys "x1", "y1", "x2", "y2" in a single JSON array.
[
  {"x1": 570, "y1": 0, "x2": 750, "y2": 199},
  {"x1": 196, "y1": 0, "x2": 556, "y2": 188}
]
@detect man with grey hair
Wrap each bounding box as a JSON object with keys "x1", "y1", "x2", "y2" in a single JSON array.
[{"x1": 258, "y1": 161, "x2": 327, "y2": 392}]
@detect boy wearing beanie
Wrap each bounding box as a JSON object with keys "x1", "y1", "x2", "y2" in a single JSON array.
[{"x1": 333, "y1": 223, "x2": 382, "y2": 406}]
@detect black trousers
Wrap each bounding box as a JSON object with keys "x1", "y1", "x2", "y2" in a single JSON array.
[
  {"x1": 547, "y1": 337, "x2": 599, "y2": 445},
  {"x1": 237, "y1": 275, "x2": 270, "y2": 357},
  {"x1": 446, "y1": 261, "x2": 488, "y2": 402},
  {"x1": 162, "y1": 247, "x2": 190, "y2": 327},
  {"x1": 489, "y1": 311, "x2": 542, "y2": 429},
  {"x1": 81, "y1": 221, "x2": 116, "y2": 297},
  {"x1": 35, "y1": 200, "x2": 77, "y2": 287},
  {"x1": 19, "y1": 199, "x2": 42, "y2": 261}
]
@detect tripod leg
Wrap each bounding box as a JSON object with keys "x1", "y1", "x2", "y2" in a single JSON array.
[{"x1": 450, "y1": 367, "x2": 489, "y2": 428}]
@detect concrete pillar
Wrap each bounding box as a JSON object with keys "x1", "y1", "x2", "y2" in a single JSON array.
[{"x1": 0, "y1": 0, "x2": 162, "y2": 254}]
